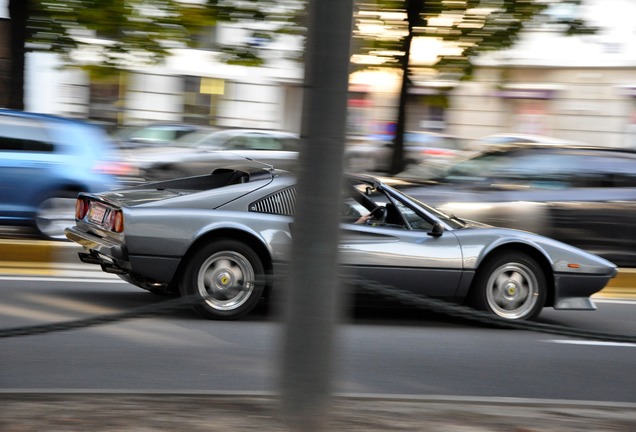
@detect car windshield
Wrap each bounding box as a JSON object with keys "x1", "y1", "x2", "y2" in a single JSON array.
[{"x1": 343, "y1": 178, "x2": 465, "y2": 230}]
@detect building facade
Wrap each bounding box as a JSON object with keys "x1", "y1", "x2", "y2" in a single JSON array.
[{"x1": 5, "y1": 0, "x2": 635, "y2": 148}]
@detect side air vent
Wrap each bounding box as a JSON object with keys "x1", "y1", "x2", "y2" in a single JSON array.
[{"x1": 249, "y1": 187, "x2": 296, "y2": 216}]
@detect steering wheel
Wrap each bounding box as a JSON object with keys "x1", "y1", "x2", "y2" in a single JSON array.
[{"x1": 366, "y1": 206, "x2": 387, "y2": 225}]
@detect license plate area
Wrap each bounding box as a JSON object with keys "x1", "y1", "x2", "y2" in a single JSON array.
[{"x1": 88, "y1": 203, "x2": 108, "y2": 224}]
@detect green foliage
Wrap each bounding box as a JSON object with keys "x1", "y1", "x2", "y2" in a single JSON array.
[
  {"x1": 353, "y1": 0, "x2": 554, "y2": 81},
  {"x1": 354, "y1": 0, "x2": 597, "y2": 82},
  {"x1": 26, "y1": 0, "x2": 217, "y2": 77},
  {"x1": 202, "y1": 0, "x2": 305, "y2": 65},
  {"x1": 24, "y1": 0, "x2": 305, "y2": 77}
]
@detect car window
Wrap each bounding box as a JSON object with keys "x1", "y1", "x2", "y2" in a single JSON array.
[
  {"x1": 177, "y1": 131, "x2": 225, "y2": 147},
  {"x1": 441, "y1": 149, "x2": 572, "y2": 185},
  {"x1": 569, "y1": 153, "x2": 636, "y2": 188},
  {"x1": 0, "y1": 116, "x2": 55, "y2": 152},
  {"x1": 244, "y1": 134, "x2": 284, "y2": 151},
  {"x1": 280, "y1": 137, "x2": 299, "y2": 151},
  {"x1": 344, "y1": 181, "x2": 426, "y2": 229},
  {"x1": 225, "y1": 135, "x2": 250, "y2": 150},
  {"x1": 442, "y1": 148, "x2": 636, "y2": 189},
  {"x1": 392, "y1": 199, "x2": 434, "y2": 231}
]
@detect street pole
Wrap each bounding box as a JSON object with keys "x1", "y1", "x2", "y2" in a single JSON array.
[{"x1": 280, "y1": 0, "x2": 355, "y2": 430}]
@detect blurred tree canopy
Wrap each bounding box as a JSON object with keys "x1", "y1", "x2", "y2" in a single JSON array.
[
  {"x1": 202, "y1": 0, "x2": 305, "y2": 66},
  {"x1": 5, "y1": 0, "x2": 594, "y2": 173},
  {"x1": 352, "y1": 0, "x2": 596, "y2": 174},
  {"x1": 5, "y1": 0, "x2": 303, "y2": 109}
]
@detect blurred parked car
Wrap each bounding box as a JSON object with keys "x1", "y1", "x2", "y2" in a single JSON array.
[
  {"x1": 123, "y1": 128, "x2": 300, "y2": 181},
  {"x1": 0, "y1": 109, "x2": 136, "y2": 239},
  {"x1": 111, "y1": 123, "x2": 216, "y2": 149},
  {"x1": 346, "y1": 131, "x2": 469, "y2": 173},
  {"x1": 395, "y1": 143, "x2": 636, "y2": 268},
  {"x1": 471, "y1": 133, "x2": 580, "y2": 150}
]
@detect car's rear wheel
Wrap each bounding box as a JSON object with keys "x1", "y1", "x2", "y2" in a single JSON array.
[
  {"x1": 35, "y1": 192, "x2": 77, "y2": 240},
  {"x1": 470, "y1": 252, "x2": 546, "y2": 321},
  {"x1": 180, "y1": 240, "x2": 265, "y2": 320}
]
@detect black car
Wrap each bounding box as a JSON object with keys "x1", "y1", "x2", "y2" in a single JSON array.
[{"x1": 396, "y1": 143, "x2": 636, "y2": 268}]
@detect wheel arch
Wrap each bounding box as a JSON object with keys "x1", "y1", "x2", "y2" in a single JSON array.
[
  {"x1": 472, "y1": 243, "x2": 555, "y2": 307},
  {"x1": 172, "y1": 228, "x2": 275, "y2": 295}
]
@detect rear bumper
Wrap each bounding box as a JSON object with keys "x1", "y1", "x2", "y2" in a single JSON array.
[
  {"x1": 65, "y1": 226, "x2": 130, "y2": 275},
  {"x1": 65, "y1": 226, "x2": 180, "y2": 284}
]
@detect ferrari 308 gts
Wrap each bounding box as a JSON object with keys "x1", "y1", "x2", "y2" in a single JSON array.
[{"x1": 65, "y1": 165, "x2": 617, "y2": 322}]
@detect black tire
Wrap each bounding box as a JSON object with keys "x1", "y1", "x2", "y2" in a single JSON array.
[
  {"x1": 470, "y1": 252, "x2": 546, "y2": 321},
  {"x1": 179, "y1": 240, "x2": 265, "y2": 320}
]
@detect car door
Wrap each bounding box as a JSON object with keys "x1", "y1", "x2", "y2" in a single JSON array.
[
  {"x1": 0, "y1": 115, "x2": 59, "y2": 222},
  {"x1": 338, "y1": 185, "x2": 464, "y2": 300},
  {"x1": 544, "y1": 152, "x2": 636, "y2": 267}
]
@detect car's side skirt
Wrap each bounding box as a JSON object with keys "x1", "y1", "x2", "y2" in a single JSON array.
[{"x1": 342, "y1": 265, "x2": 470, "y2": 301}]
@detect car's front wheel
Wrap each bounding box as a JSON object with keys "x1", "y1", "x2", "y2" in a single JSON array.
[
  {"x1": 179, "y1": 240, "x2": 265, "y2": 320},
  {"x1": 470, "y1": 252, "x2": 546, "y2": 321}
]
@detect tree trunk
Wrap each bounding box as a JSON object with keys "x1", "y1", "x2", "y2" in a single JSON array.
[
  {"x1": 7, "y1": 0, "x2": 29, "y2": 110},
  {"x1": 280, "y1": 0, "x2": 354, "y2": 430},
  {"x1": 389, "y1": 0, "x2": 425, "y2": 175}
]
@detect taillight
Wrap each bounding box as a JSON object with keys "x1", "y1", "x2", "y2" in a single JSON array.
[
  {"x1": 75, "y1": 198, "x2": 89, "y2": 220},
  {"x1": 108, "y1": 209, "x2": 124, "y2": 233},
  {"x1": 94, "y1": 161, "x2": 139, "y2": 177}
]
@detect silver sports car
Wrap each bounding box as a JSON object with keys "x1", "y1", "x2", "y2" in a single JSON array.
[{"x1": 65, "y1": 165, "x2": 617, "y2": 322}]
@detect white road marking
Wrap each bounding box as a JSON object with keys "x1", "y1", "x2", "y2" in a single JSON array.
[
  {"x1": 544, "y1": 339, "x2": 636, "y2": 347},
  {"x1": 594, "y1": 299, "x2": 636, "y2": 305},
  {"x1": 0, "y1": 276, "x2": 123, "y2": 283}
]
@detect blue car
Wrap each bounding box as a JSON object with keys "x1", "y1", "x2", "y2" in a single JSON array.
[{"x1": 0, "y1": 109, "x2": 133, "y2": 239}]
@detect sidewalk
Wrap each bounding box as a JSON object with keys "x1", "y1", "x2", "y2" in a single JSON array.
[{"x1": 1, "y1": 393, "x2": 635, "y2": 431}]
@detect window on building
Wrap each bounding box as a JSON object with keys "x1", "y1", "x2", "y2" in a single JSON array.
[
  {"x1": 406, "y1": 93, "x2": 448, "y2": 132},
  {"x1": 88, "y1": 79, "x2": 121, "y2": 130},
  {"x1": 183, "y1": 76, "x2": 224, "y2": 126}
]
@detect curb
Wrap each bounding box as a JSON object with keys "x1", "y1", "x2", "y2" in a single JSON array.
[{"x1": 0, "y1": 392, "x2": 635, "y2": 432}]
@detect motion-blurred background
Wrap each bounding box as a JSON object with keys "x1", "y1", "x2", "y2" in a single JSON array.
[{"x1": 1, "y1": 0, "x2": 636, "y2": 268}]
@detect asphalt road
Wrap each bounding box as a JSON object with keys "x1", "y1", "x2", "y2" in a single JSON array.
[
  {"x1": 1, "y1": 239, "x2": 636, "y2": 431},
  {"x1": 1, "y1": 273, "x2": 635, "y2": 402}
]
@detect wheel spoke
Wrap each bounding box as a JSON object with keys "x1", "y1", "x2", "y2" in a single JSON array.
[
  {"x1": 230, "y1": 264, "x2": 244, "y2": 284},
  {"x1": 510, "y1": 271, "x2": 525, "y2": 285},
  {"x1": 213, "y1": 259, "x2": 232, "y2": 270},
  {"x1": 492, "y1": 285, "x2": 507, "y2": 306},
  {"x1": 494, "y1": 272, "x2": 509, "y2": 289},
  {"x1": 203, "y1": 267, "x2": 215, "y2": 286}
]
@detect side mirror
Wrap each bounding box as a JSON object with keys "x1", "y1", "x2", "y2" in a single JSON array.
[{"x1": 428, "y1": 221, "x2": 444, "y2": 237}]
